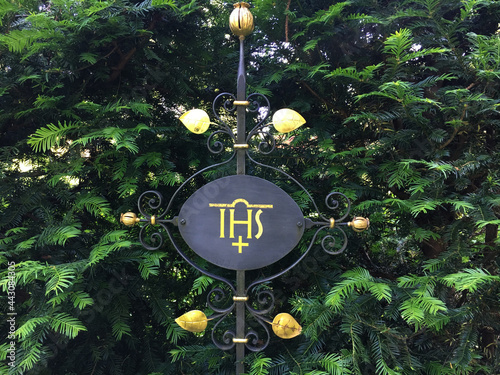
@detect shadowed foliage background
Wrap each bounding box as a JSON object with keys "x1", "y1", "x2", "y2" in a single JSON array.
[{"x1": 1, "y1": 0, "x2": 499, "y2": 374}]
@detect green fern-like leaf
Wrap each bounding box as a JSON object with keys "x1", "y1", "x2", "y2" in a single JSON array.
[
  {"x1": 383, "y1": 28, "x2": 414, "y2": 59},
  {"x1": 17, "y1": 341, "x2": 45, "y2": 373},
  {"x1": 133, "y1": 152, "x2": 163, "y2": 168},
  {"x1": 368, "y1": 282, "x2": 392, "y2": 302},
  {"x1": 371, "y1": 333, "x2": 401, "y2": 375},
  {"x1": 1, "y1": 261, "x2": 43, "y2": 288},
  {"x1": 248, "y1": 352, "x2": 272, "y2": 375},
  {"x1": 50, "y1": 312, "x2": 87, "y2": 338},
  {"x1": 383, "y1": 28, "x2": 448, "y2": 74},
  {"x1": 191, "y1": 275, "x2": 215, "y2": 295},
  {"x1": 138, "y1": 252, "x2": 165, "y2": 279},
  {"x1": 74, "y1": 193, "x2": 112, "y2": 217},
  {"x1": 45, "y1": 266, "x2": 76, "y2": 295},
  {"x1": 39, "y1": 225, "x2": 82, "y2": 247},
  {"x1": 47, "y1": 290, "x2": 70, "y2": 307},
  {"x1": 16, "y1": 317, "x2": 50, "y2": 340},
  {"x1": 399, "y1": 295, "x2": 447, "y2": 330},
  {"x1": 0, "y1": 29, "x2": 47, "y2": 53},
  {"x1": 441, "y1": 268, "x2": 499, "y2": 292},
  {"x1": 320, "y1": 353, "x2": 352, "y2": 375},
  {"x1": 326, "y1": 63, "x2": 384, "y2": 81},
  {"x1": 27, "y1": 121, "x2": 81, "y2": 152},
  {"x1": 165, "y1": 319, "x2": 189, "y2": 345},
  {"x1": 451, "y1": 323, "x2": 477, "y2": 367},
  {"x1": 410, "y1": 198, "x2": 442, "y2": 216},
  {"x1": 71, "y1": 291, "x2": 94, "y2": 310},
  {"x1": 296, "y1": 297, "x2": 336, "y2": 340},
  {"x1": 326, "y1": 268, "x2": 392, "y2": 312},
  {"x1": 117, "y1": 177, "x2": 139, "y2": 197},
  {"x1": 169, "y1": 345, "x2": 208, "y2": 362},
  {"x1": 111, "y1": 318, "x2": 132, "y2": 340},
  {"x1": 88, "y1": 241, "x2": 132, "y2": 265},
  {"x1": 79, "y1": 52, "x2": 98, "y2": 64}
]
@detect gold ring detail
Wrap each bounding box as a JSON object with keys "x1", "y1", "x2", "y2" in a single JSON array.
[
  {"x1": 233, "y1": 296, "x2": 249, "y2": 302},
  {"x1": 234, "y1": 101, "x2": 250, "y2": 106},
  {"x1": 150, "y1": 215, "x2": 156, "y2": 225},
  {"x1": 329, "y1": 218, "x2": 335, "y2": 228},
  {"x1": 234, "y1": 144, "x2": 249, "y2": 150},
  {"x1": 233, "y1": 338, "x2": 249, "y2": 343}
]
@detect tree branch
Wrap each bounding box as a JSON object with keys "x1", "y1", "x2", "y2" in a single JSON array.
[{"x1": 299, "y1": 80, "x2": 333, "y2": 108}]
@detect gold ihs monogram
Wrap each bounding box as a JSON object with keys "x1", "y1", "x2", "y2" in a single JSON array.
[{"x1": 209, "y1": 199, "x2": 273, "y2": 253}]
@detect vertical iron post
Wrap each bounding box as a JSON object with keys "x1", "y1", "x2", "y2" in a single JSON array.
[
  {"x1": 236, "y1": 36, "x2": 246, "y2": 176},
  {"x1": 235, "y1": 270, "x2": 245, "y2": 374},
  {"x1": 235, "y1": 35, "x2": 247, "y2": 375}
]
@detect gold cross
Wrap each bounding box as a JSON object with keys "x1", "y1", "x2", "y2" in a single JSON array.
[{"x1": 232, "y1": 236, "x2": 249, "y2": 254}]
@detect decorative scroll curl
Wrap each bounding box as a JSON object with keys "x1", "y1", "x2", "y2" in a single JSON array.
[
  {"x1": 137, "y1": 190, "x2": 170, "y2": 250},
  {"x1": 207, "y1": 286, "x2": 237, "y2": 350},
  {"x1": 212, "y1": 92, "x2": 237, "y2": 118},
  {"x1": 205, "y1": 92, "x2": 238, "y2": 155},
  {"x1": 212, "y1": 320, "x2": 236, "y2": 351},
  {"x1": 253, "y1": 130, "x2": 276, "y2": 155},
  {"x1": 139, "y1": 224, "x2": 167, "y2": 251},
  {"x1": 246, "y1": 289, "x2": 275, "y2": 316},
  {"x1": 138, "y1": 190, "x2": 165, "y2": 218},
  {"x1": 245, "y1": 324, "x2": 270, "y2": 352},
  {"x1": 318, "y1": 226, "x2": 348, "y2": 255},
  {"x1": 207, "y1": 287, "x2": 234, "y2": 314},
  {"x1": 247, "y1": 93, "x2": 270, "y2": 117},
  {"x1": 324, "y1": 192, "x2": 351, "y2": 222},
  {"x1": 245, "y1": 93, "x2": 276, "y2": 155},
  {"x1": 207, "y1": 129, "x2": 235, "y2": 154},
  {"x1": 237, "y1": 288, "x2": 275, "y2": 352}
]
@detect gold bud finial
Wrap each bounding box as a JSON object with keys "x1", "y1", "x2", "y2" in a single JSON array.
[
  {"x1": 120, "y1": 212, "x2": 139, "y2": 227},
  {"x1": 348, "y1": 217, "x2": 370, "y2": 232},
  {"x1": 229, "y1": 2, "x2": 254, "y2": 38}
]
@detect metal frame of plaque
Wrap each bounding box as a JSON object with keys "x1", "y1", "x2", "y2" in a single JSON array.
[{"x1": 120, "y1": 3, "x2": 369, "y2": 374}]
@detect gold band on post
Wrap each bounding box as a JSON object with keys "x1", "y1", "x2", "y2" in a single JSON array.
[
  {"x1": 329, "y1": 218, "x2": 335, "y2": 228},
  {"x1": 151, "y1": 215, "x2": 156, "y2": 225},
  {"x1": 233, "y1": 100, "x2": 250, "y2": 106},
  {"x1": 234, "y1": 144, "x2": 249, "y2": 150},
  {"x1": 233, "y1": 338, "x2": 249, "y2": 343},
  {"x1": 233, "y1": 296, "x2": 249, "y2": 302}
]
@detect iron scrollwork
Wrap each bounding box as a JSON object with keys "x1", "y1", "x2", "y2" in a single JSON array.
[
  {"x1": 207, "y1": 93, "x2": 237, "y2": 154},
  {"x1": 130, "y1": 133, "x2": 364, "y2": 354},
  {"x1": 121, "y1": 6, "x2": 370, "y2": 375},
  {"x1": 208, "y1": 287, "x2": 238, "y2": 351},
  {"x1": 244, "y1": 288, "x2": 274, "y2": 351},
  {"x1": 314, "y1": 192, "x2": 351, "y2": 256},
  {"x1": 137, "y1": 190, "x2": 172, "y2": 251},
  {"x1": 205, "y1": 91, "x2": 278, "y2": 156},
  {"x1": 208, "y1": 286, "x2": 274, "y2": 352}
]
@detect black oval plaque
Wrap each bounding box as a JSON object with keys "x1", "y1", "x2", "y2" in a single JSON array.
[{"x1": 178, "y1": 175, "x2": 305, "y2": 270}]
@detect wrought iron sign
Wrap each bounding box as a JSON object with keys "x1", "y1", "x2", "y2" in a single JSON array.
[
  {"x1": 121, "y1": 3, "x2": 369, "y2": 374},
  {"x1": 179, "y1": 175, "x2": 305, "y2": 270}
]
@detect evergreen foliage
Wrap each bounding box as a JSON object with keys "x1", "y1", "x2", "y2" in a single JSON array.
[{"x1": 1, "y1": 0, "x2": 499, "y2": 374}]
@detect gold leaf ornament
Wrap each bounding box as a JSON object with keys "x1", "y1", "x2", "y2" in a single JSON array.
[
  {"x1": 179, "y1": 109, "x2": 211, "y2": 134},
  {"x1": 272, "y1": 109, "x2": 306, "y2": 133},
  {"x1": 175, "y1": 310, "x2": 208, "y2": 333},
  {"x1": 271, "y1": 313, "x2": 302, "y2": 339}
]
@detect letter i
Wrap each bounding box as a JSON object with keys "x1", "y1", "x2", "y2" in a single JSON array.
[{"x1": 219, "y1": 209, "x2": 225, "y2": 238}]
